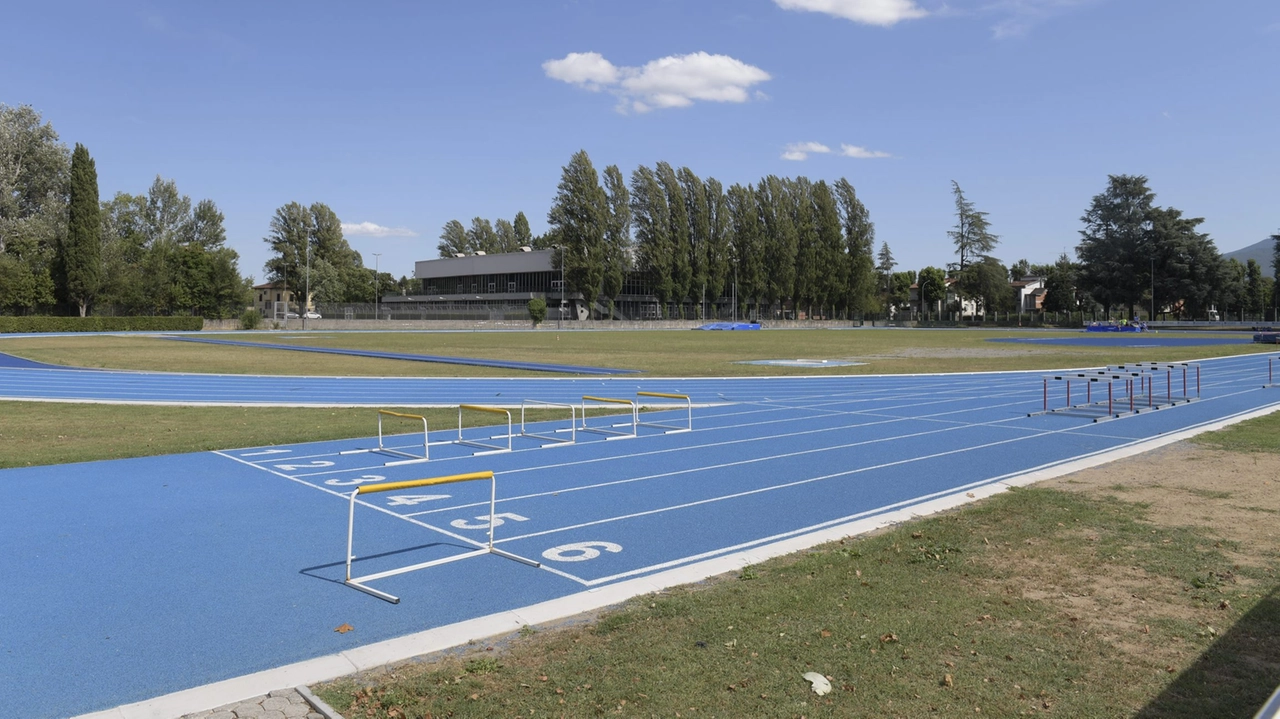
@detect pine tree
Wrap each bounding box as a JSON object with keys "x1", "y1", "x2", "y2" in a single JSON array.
[
  {"x1": 64, "y1": 143, "x2": 101, "y2": 316},
  {"x1": 948, "y1": 181, "x2": 998, "y2": 271}
]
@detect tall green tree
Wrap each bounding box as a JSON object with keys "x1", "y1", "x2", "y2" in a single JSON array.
[
  {"x1": 466, "y1": 217, "x2": 498, "y2": 254},
  {"x1": 757, "y1": 175, "x2": 796, "y2": 316},
  {"x1": 812, "y1": 180, "x2": 844, "y2": 318},
  {"x1": 1245, "y1": 259, "x2": 1266, "y2": 318},
  {"x1": 600, "y1": 164, "x2": 631, "y2": 319},
  {"x1": 0, "y1": 104, "x2": 67, "y2": 312},
  {"x1": 789, "y1": 177, "x2": 819, "y2": 318},
  {"x1": 948, "y1": 181, "x2": 998, "y2": 272},
  {"x1": 631, "y1": 165, "x2": 672, "y2": 316},
  {"x1": 960, "y1": 256, "x2": 1013, "y2": 318},
  {"x1": 513, "y1": 211, "x2": 533, "y2": 248},
  {"x1": 876, "y1": 241, "x2": 896, "y2": 298},
  {"x1": 1147, "y1": 205, "x2": 1220, "y2": 319},
  {"x1": 493, "y1": 218, "x2": 518, "y2": 253},
  {"x1": 705, "y1": 177, "x2": 732, "y2": 314},
  {"x1": 726, "y1": 183, "x2": 763, "y2": 318},
  {"x1": 547, "y1": 150, "x2": 607, "y2": 317},
  {"x1": 264, "y1": 202, "x2": 315, "y2": 309},
  {"x1": 1041, "y1": 254, "x2": 1078, "y2": 315},
  {"x1": 437, "y1": 220, "x2": 469, "y2": 257},
  {"x1": 63, "y1": 143, "x2": 100, "y2": 316},
  {"x1": 656, "y1": 162, "x2": 691, "y2": 316},
  {"x1": 834, "y1": 178, "x2": 876, "y2": 317},
  {"x1": 917, "y1": 266, "x2": 948, "y2": 318},
  {"x1": 1076, "y1": 175, "x2": 1156, "y2": 317},
  {"x1": 678, "y1": 167, "x2": 710, "y2": 314},
  {"x1": 1272, "y1": 231, "x2": 1280, "y2": 320}
]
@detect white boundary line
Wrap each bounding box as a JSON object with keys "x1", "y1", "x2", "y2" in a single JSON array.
[{"x1": 71, "y1": 397, "x2": 1280, "y2": 719}]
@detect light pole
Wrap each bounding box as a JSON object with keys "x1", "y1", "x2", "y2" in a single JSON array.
[
  {"x1": 1150, "y1": 257, "x2": 1155, "y2": 323},
  {"x1": 303, "y1": 239, "x2": 311, "y2": 330},
  {"x1": 553, "y1": 245, "x2": 565, "y2": 330},
  {"x1": 372, "y1": 253, "x2": 381, "y2": 320}
]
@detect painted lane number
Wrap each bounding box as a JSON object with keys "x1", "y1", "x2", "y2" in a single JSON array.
[
  {"x1": 274, "y1": 460, "x2": 335, "y2": 471},
  {"x1": 541, "y1": 541, "x2": 623, "y2": 563},
  {"x1": 450, "y1": 513, "x2": 529, "y2": 530},
  {"x1": 386, "y1": 494, "x2": 451, "y2": 506},
  {"x1": 324, "y1": 474, "x2": 385, "y2": 486}
]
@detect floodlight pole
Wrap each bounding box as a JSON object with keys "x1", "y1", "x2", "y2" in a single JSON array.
[
  {"x1": 373, "y1": 253, "x2": 382, "y2": 321},
  {"x1": 304, "y1": 239, "x2": 311, "y2": 330},
  {"x1": 1150, "y1": 257, "x2": 1155, "y2": 322}
]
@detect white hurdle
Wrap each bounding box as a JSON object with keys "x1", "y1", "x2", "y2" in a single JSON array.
[
  {"x1": 580, "y1": 395, "x2": 638, "y2": 439},
  {"x1": 456, "y1": 404, "x2": 513, "y2": 454},
  {"x1": 520, "y1": 399, "x2": 576, "y2": 446},
  {"x1": 339, "y1": 409, "x2": 430, "y2": 466},
  {"x1": 344, "y1": 471, "x2": 539, "y2": 604},
  {"x1": 635, "y1": 391, "x2": 692, "y2": 433}
]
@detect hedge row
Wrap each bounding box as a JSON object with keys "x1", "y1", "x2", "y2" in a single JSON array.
[{"x1": 0, "y1": 316, "x2": 205, "y2": 333}]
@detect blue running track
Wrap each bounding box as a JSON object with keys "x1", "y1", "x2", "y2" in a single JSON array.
[{"x1": 0, "y1": 352, "x2": 1278, "y2": 718}]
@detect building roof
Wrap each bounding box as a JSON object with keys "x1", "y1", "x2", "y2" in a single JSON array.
[
  {"x1": 415, "y1": 249, "x2": 554, "y2": 280},
  {"x1": 253, "y1": 281, "x2": 287, "y2": 290}
]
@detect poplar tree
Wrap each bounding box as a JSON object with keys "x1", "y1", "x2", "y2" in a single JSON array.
[
  {"x1": 437, "y1": 220, "x2": 469, "y2": 256},
  {"x1": 64, "y1": 143, "x2": 100, "y2": 316},
  {"x1": 704, "y1": 178, "x2": 732, "y2": 316},
  {"x1": 834, "y1": 178, "x2": 876, "y2": 316},
  {"x1": 630, "y1": 165, "x2": 672, "y2": 316},
  {"x1": 493, "y1": 218, "x2": 518, "y2": 253},
  {"x1": 757, "y1": 176, "x2": 796, "y2": 316},
  {"x1": 600, "y1": 164, "x2": 631, "y2": 319},
  {"x1": 726, "y1": 183, "x2": 763, "y2": 318},
  {"x1": 547, "y1": 150, "x2": 606, "y2": 316},
  {"x1": 656, "y1": 162, "x2": 691, "y2": 316},
  {"x1": 812, "y1": 181, "x2": 844, "y2": 318},
  {"x1": 678, "y1": 167, "x2": 709, "y2": 314},
  {"x1": 513, "y1": 212, "x2": 533, "y2": 247}
]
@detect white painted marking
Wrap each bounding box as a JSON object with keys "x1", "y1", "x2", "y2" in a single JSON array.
[
  {"x1": 273, "y1": 460, "x2": 335, "y2": 471},
  {"x1": 541, "y1": 541, "x2": 622, "y2": 562},
  {"x1": 323, "y1": 474, "x2": 385, "y2": 487},
  {"x1": 239, "y1": 449, "x2": 291, "y2": 457},
  {"x1": 450, "y1": 513, "x2": 529, "y2": 530},
  {"x1": 386, "y1": 494, "x2": 451, "y2": 507}
]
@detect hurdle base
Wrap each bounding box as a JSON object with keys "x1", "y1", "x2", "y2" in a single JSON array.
[
  {"x1": 344, "y1": 579, "x2": 401, "y2": 604},
  {"x1": 491, "y1": 547, "x2": 542, "y2": 568}
]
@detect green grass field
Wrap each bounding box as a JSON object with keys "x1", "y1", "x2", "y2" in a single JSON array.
[{"x1": 2, "y1": 328, "x2": 1272, "y2": 377}]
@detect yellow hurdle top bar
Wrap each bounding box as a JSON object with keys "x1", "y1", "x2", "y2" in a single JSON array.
[
  {"x1": 582, "y1": 395, "x2": 634, "y2": 405},
  {"x1": 636, "y1": 391, "x2": 689, "y2": 400},
  {"x1": 356, "y1": 471, "x2": 494, "y2": 495},
  {"x1": 459, "y1": 404, "x2": 510, "y2": 415},
  {"x1": 377, "y1": 409, "x2": 427, "y2": 420}
]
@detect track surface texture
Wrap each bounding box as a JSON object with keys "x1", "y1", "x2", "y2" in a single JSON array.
[{"x1": 1, "y1": 352, "x2": 1278, "y2": 718}]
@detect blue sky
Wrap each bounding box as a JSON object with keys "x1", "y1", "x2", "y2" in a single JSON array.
[{"x1": 3, "y1": 0, "x2": 1277, "y2": 285}]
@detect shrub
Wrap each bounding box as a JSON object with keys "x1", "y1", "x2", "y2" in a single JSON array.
[
  {"x1": 527, "y1": 298, "x2": 547, "y2": 327},
  {"x1": 239, "y1": 308, "x2": 262, "y2": 330},
  {"x1": 0, "y1": 316, "x2": 204, "y2": 333}
]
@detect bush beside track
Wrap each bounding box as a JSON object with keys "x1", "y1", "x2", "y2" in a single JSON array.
[{"x1": 0, "y1": 316, "x2": 204, "y2": 333}]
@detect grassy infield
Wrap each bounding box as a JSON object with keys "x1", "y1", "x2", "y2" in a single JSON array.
[{"x1": 3, "y1": 330, "x2": 1279, "y2": 717}]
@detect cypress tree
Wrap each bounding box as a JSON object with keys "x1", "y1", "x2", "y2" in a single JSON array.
[{"x1": 65, "y1": 143, "x2": 101, "y2": 316}]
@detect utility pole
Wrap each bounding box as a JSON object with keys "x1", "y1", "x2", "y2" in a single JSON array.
[
  {"x1": 373, "y1": 253, "x2": 382, "y2": 320},
  {"x1": 303, "y1": 239, "x2": 311, "y2": 330}
]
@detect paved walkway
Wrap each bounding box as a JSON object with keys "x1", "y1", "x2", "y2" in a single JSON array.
[{"x1": 179, "y1": 688, "x2": 334, "y2": 719}]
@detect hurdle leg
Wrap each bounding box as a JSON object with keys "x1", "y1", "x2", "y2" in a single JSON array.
[
  {"x1": 1108, "y1": 382, "x2": 1113, "y2": 416},
  {"x1": 1043, "y1": 378, "x2": 1047, "y2": 412}
]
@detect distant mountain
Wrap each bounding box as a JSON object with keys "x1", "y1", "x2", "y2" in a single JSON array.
[{"x1": 1222, "y1": 237, "x2": 1278, "y2": 271}]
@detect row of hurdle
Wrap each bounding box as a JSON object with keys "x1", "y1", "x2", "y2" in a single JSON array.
[
  {"x1": 340, "y1": 391, "x2": 693, "y2": 466},
  {"x1": 1030, "y1": 361, "x2": 1202, "y2": 422}
]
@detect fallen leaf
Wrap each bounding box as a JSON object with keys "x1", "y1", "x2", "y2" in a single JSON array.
[
  {"x1": 943, "y1": 674, "x2": 954, "y2": 687},
  {"x1": 803, "y1": 672, "x2": 832, "y2": 696},
  {"x1": 966, "y1": 492, "x2": 975, "y2": 498},
  {"x1": 820, "y1": 630, "x2": 832, "y2": 638},
  {"x1": 334, "y1": 623, "x2": 353, "y2": 634},
  {"x1": 880, "y1": 633, "x2": 898, "y2": 643}
]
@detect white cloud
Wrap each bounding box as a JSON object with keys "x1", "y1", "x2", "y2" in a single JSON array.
[
  {"x1": 543, "y1": 51, "x2": 770, "y2": 113},
  {"x1": 840, "y1": 144, "x2": 893, "y2": 158},
  {"x1": 987, "y1": 0, "x2": 1099, "y2": 38},
  {"x1": 774, "y1": 0, "x2": 928, "y2": 27},
  {"x1": 342, "y1": 222, "x2": 417, "y2": 238},
  {"x1": 541, "y1": 52, "x2": 619, "y2": 90},
  {"x1": 781, "y1": 141, "x2": 832, "y2": 161}
]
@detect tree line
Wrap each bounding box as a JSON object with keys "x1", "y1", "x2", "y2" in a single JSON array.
[
  {"x1": 530, "y1": 151, "x2": 1277, "y2": 322},
  {"x1": 1, "y1": 104, "x2": 248, "y2": 318}
]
